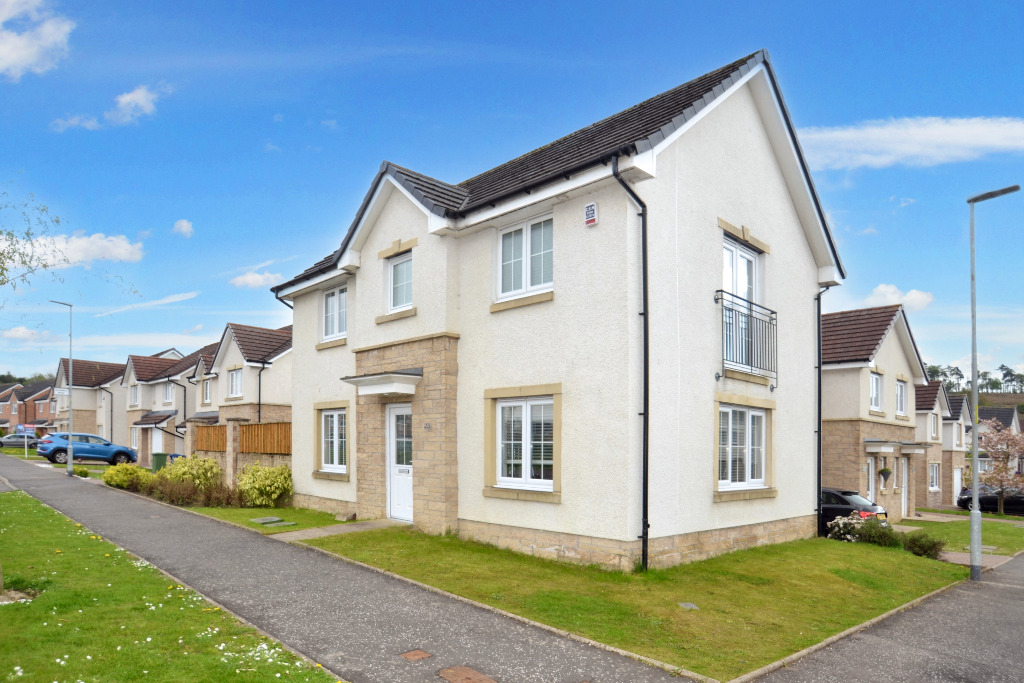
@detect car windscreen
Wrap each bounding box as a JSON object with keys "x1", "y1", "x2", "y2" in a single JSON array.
[{"x1": 842, "y1": 493, "x2": 876, "y2": 507}]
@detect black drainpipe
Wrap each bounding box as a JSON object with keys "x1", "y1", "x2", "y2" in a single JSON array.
[
  {"x1": 170, "y1": 379, "x2": 188, "y2": 437},
  {"x1": 99, "y1": 386, "x2": 114, "y2": 440},
  {"x1": 257, "y1": 362, "x2": 267, "y2": 423},
  {"x1": 816, "y1": 285, "x2": 832, "y2": 534},
  {"x1": 611, "y1": 155, "x2": 651, "y2": 571}
]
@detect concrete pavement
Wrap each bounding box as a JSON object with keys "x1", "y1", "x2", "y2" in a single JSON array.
[{"x1": 0, "y1": 455, "x2": 689, "y2": 683}]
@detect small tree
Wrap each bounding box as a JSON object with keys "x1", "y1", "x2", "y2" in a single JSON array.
[{"x1": 976, "y1": 418, "x2": 1024, "y2": 515}]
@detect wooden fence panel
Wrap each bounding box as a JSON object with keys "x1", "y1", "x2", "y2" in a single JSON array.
[
  {"x1": 195, "y1": 425, "x2": 227, "y2": 452},
  {"x1": 239, "y1": 422, "x2": 291, "y2": 455}
]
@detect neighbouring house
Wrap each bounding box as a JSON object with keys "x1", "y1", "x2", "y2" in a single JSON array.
[
  {"x1": 971, "y1": 406, "x2": 1022, "y2": 474},
  {"x1": 122, "y1": 348, "x2": 207, "y2": 466},
  {"x1": 271, "y1": 50, "x2": 844, "y2": 569},
  {"x1": 55, "y1": 359, "x2": 126, "y2": 437},
  {"x1": 182, "y1": 323, "x2": 293, "y2": 481},
  {"x1": 820, "y1": 305, "x2": 929, "y2": 523},
  {"x1": 914, "y1": 380, "x2": 951, "y2": 508},
  {"x1": 942, "y1": 393, "x2": 971, "y2": 499},
  {"x1": 13, "y1": 381, "x2": 56, "y2": 435},
  {"x1": 0, "y1": 383, "x2": 24, "y2": 434}
]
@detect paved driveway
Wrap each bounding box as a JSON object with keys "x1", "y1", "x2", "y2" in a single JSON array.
[{"x1": 0, "y1": 456, "x2": 685, "y2": 683}]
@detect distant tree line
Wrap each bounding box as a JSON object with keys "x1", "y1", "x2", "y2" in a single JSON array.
[
  {"x1": 928, "y1": 364, "x2": 1024, "y2": 393},
  {"x1": 0, "y1": 371, "x2": 54, "y2": 385}
]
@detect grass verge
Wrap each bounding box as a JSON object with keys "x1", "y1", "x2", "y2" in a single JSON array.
[
  {"x1": 902, "y1": 519, "x2": 1024, "y2": 555},
  {"x1": 187, "y1": 506, "x2": 345, "y2": 535},
  {"x1": 918, "y1": 506, "x2": 1021, "y2": 521},
  {"x1": 0, "y1": 491, "x2": 337, "y2": 683},
  {"x1": 308, "y1": 527, "x2": 967, "y2": 681}
]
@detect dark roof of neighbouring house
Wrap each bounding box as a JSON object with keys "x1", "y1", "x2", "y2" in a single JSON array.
[
  {"x1": 821, "y1": 305, "x2": 903, "y2": 364},
  {"x1": 273, "y1": 50, "x2": 843, "y2": 293},
  {"x1": 979, "y1": 407, "x2": 1018, "y2": 430},
  {"x1": 60, "y1": 359, "x2": 125, "y2": 387},
  {"x1": 133, "y1": 410, "x2": 177, "y2": 427},
  {"x1": 0, "y1": 383, "x2": 21, "y2": 399},
  {"x1": 915, "y1": 381, "x2": 944, "y2": 412},
  {"x1": 946, "y1": 394, "x2": 971, "y2": 421},
  {"x1": 15, "y1": 381, "x2": 53, "y2": 402},
  {"x1": 226, "y1": 323, "x2": 293, "y2": 363}
]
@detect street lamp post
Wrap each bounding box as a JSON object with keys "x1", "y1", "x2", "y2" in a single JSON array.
[
  {"x1": 967, "y1": 184, "x2": 1019, "y2": 581},
  {"x1": 50, "y1": 300, "x2": 75, "y2": 477}
]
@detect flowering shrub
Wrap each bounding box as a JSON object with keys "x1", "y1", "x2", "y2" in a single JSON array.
[
  {"x1": 103, "y1": 463, "x2": 156, "y2": 490},
  {"x1": 827, "y1": 511, "x2": 945, "y2": 559},
  {"x1": 160, "y1": 456, "x2": 222, "y2": 492},
  {"x1": 826, "y1": 512, "x2": 863, "y2": 541},
  {"x1": 236, "y1": 464, "x2": 293, "y2": 507}
]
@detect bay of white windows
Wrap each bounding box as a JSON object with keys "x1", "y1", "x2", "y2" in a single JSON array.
[
  {"x1": 228, "y1": 369, "x2": 243, "y2": 398},
  {"x1": 389, "y1": 252, "x2": 413, "y2": 313},
  {"x1": 895, "y1": 380, "x2": 906, "y2": 415},
  {"x1": 323, "y1": 286, "x2": 348, "y2": 341},
  {"x1": 321, "y1": 409, "x2": 347, "y2": 473},
  {"x1": 869, "y1": 373, "x2": 882, "y2": 411},
  {"x1": 496, "y1": 396, "x2": 554, "y2": 491},
  {"x1": 497, "y1": 216, "x2": 553, "y2": 300},
  {"x1": 718, "y1": 405, "x2": 766, "y2": 490}
]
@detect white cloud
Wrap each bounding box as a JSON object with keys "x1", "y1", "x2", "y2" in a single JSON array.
[
  {"x1": 7, "y1": 232, "x2": 144, "y2": 269},
  {"x1": 230, "y1": 271, "x2": 283, "y2": 288},
  {"x1": 50, "y1": 114, "x2": 99, "y2": 132},
  {"x1": 0, "y1": 0, "x2": 75, "y2": 81},
  {"x1": 2, "y1": 325, "x2": 51, "y2": 341},
  {"x1": 73, "y1": 331, "x2": 217, "y2": 350},
  {"x1": 104, "y1": 84, "x2": 172, "y2": 126},
  {"x1": 264, "y1": 141, "x2": 281, "y2": 153},
  {"x1": 96, "y1": 291, "x2": 199, "y2": 317},
  {"x1": 182, "y1": 323, "x2": 203, "y2": 334},
  {"x1": 858, "y1": 227, "x2": 878, "y2": 235},
  {"x1": 172, "y1": 218, "x2": 193, "y2": 238},
  {"x1": 321, "y1": 119, "x2": 337, "y2": 130},
  {"x1": 864, "y1": 283, "x2": 934, "y2": 312},
  {"x1": 800, "y1": 117, "x2": 1024, "y2": 170}
]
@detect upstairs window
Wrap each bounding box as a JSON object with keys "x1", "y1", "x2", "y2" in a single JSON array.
[
  {"x1": 163, "y1": 382, "x2": 173, "y2": 403},
  {"x1": 498, "y1": 216, "x2": 553, "y2": 298},
  {"x1": 202, "y1": 379, "x2": 211, "y2": 404},
  {"x1": 323, "y1": 286, "x2": 348, "y2": 340},
  {"x1": 931, "y1": 413, "x2": 939, "y2": 438},
  {"x1": 896, "y1": 380, "x2": 907, "y2": 415},
  {"x1": 228, "y1": 369, "x2": 242, "y2": 397},
  {"x1": 130, "y1": 384, "x2": 139, "y2": 406},
  {"x1": 870, "y1": 373, "x2": 882, "y2": 411},
  {"x1": 389, "y1": 252, "x2": 413, "y2": 312},
  {"x1": 11, "y1": 402, "x2": 17, "y2": 415}
]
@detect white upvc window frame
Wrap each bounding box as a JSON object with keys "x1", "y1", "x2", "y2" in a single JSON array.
[
  {"x1": 130, "y1": 384, "x2": 139, "y2": 406},
  {"x1": 718, "y1": 404, "x2": 767, "y2": 491},
  {"x1": 496, "y1": 215, "x2": 554, "y2": 300},
  {"x1": 10, "y1": 402, "x2": 16, "y2": 415},
  {"x1": 202, "y1": 379, "x2": 211, "y2": 404},
  {"x1": 228, "y1": 369, "x2": 243, "y2": 398},
  {"x1": 130, "y1": 427, "x2": 138, "y2": 449},
  {"x1": 388, "y1": 251, "x2": 413, "y2": 313},
  {"x1": 163, "y1": 382, "x2": 173, "y2": 403},
  {"x1": 956, "y1": 422, "x2": 963, "y2": 447},
  {"x1": 869, "y1": 372, "x2": 883, "y2": 411},
  {"x1": 495, "y1": 396, "x2": 554, "y2": 492},
  {"x1": 322, "y1": 285, "x2": 348, "y2": 341},
  {"x1": 321, "y1": 408, "x2": 347, "y2": 473},
  {"x1": 895, "y1": 380, "x2": 906, "y2": 415},
  {"x1": 928, "y1": 463, "x2": 940, "y2": 490}
]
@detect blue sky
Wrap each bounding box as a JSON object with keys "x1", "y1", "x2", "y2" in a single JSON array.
[{"x1": 1, "y1": 0, "x2": 1022, "y2": 379}]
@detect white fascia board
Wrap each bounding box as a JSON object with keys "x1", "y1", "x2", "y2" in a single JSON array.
[
  {"x1": 901, "y1": 447, "x2": 926, "y2": 454},
  {"x1": 209, "y1": 328, "x2": 236, "y2": 371},
  {"x1": 892, "y1": 317, "x2": 928, "y2": 381},
  {"x1": 275, "y1": 269, "x2": 349, "y2": 300},
  {"x1": 822, "y1": 362, "x2": 873, "y2": 370},
  {"x1": 817, "y1": 266, "x2": 842, "y2": 287},
  {"x1": 266, "y1": 347, "x2": 291, "y2": 363},
  {"x1": 342, "y1": 372, "x2": 422, "y2": 396},
  {"x1": 337, "y1": 249, "x2": 360, "y2": 273}
]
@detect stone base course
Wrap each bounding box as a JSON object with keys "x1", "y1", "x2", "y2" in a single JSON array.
[{"x1": 292, "y1": 492, "x2": 358, "y2": 517}]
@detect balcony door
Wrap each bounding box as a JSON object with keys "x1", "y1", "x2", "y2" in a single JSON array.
[{"x1": 723, "y1": 241, "x2": 757, "y2": 368}]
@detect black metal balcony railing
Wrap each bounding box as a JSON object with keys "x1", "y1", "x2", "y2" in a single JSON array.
[{"x1": 714, "y1": 290, "x2": 778, "y2": 387}]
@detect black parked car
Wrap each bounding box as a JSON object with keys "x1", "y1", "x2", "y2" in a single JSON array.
[
  {"x1": 1, "y1": 433, "x2": 40, "y2": 449},
  {"x1": 957, "y1": 485, "x2": 1024, "y2": 516},
  {"x1": 820, "y1": 487, "x2": 888, "y2": 535}
]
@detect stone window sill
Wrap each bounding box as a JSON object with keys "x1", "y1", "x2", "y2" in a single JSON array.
[
  {"x1": 896, "y1": 414, "x2": 910, "y2": 421},
  {"x1": 723, "y1": 368, "x2": 771, "y2": 386},
  {"x1": 375, "y1": 307, "x2": 416, "y2": 325},
  {"x1": 869, "y1": 409, "x2": 886, "y2": 417},
  {"x1": 714, "y1": 487, "x2": 777, "y2": 502},
  {"x1": 316, "y1": 337, "x2": 348, "y2": 351},
  {"x1": 313, "y1": 470, "x2": 350, "y2": 482},
  {"x1": 490, "y1": 291, "x2": 554, "y2": 313},
  {"x1": 224, "y1": 396, "x2": 243, "y2": 402},
  {"x1": 483, "y1": 486, "x2": 560, "y2": 503}
]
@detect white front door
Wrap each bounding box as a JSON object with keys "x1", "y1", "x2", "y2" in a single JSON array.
[
  {"x1": 386, "y1": 403, "x2": 413, "y2": 522},
  {"x1": 953, "y1": 467, "x2": 963, "y2": 499},
  {"x1": 866, "y1": 456, "x2": 876, "y2": 502},
  {"x1": 901, "y1": 456, "x2": 909, "y2": 517}
]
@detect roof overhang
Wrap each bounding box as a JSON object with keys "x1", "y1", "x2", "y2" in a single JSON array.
[
  {"x1": 341, "y1": 369, "x2": 423, "y2": 397},
  {"x1": 864, "y1": 441, "x2": 895, "y2": 453}
]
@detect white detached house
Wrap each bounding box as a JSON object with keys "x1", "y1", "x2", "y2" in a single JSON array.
[{"x1": 272, "y1": 50, "x2": 844, "y2": 569}]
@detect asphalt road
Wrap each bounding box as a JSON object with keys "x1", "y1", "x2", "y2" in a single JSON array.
[
  {"x1": 757, "y1": 549, "x2": 1024, "y2": 682},
  {"x1": 0, "y1": 456, "x2": 686, "y2": 683}
]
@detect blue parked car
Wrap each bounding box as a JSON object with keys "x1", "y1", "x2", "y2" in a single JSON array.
[{"x1": 37, "y1": 433, "x2": 137, "y2": 465}]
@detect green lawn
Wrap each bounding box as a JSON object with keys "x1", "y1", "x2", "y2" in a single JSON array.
[
  {"x1": 918, "y1": 506, "x2": 1022, "y2": 521},
  {"x1": 307, "y1": 527, "x2": 967, "y2": 681},
  {"x1": 187, "y1": 506, "x2": 345, "y2": 534},
  {"x1": 903, "y1": 519, "x2": 1024, "y2": 555},
  {"x1": 1, "y1": 447, "x2": 48, "y2": 461},
  {"x1": 0, "y1": 491, "x2": 338, "y2": 683}
]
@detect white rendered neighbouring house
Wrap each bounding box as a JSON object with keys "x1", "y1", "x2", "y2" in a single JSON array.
[{"x1": 272, "y1": 50, "x2": 845, "y2": 569}]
